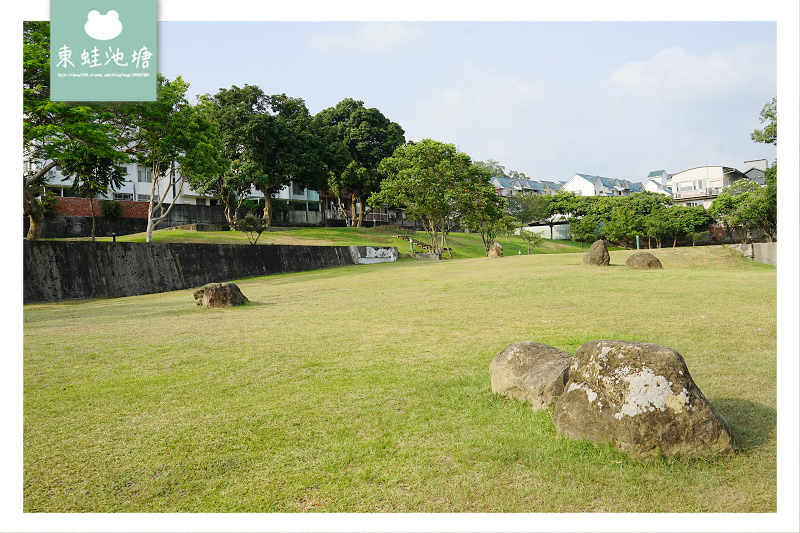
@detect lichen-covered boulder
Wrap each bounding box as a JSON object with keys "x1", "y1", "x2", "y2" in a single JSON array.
[
  {"x1": 490, "y1": 341, "x2": 572, "y2": 411},
  {"x1": 194, "y1": 282, "x2": 249, "y2": 308},
  {"x1": 583, "y1": 239, "x2": 610, "y2": 266},
  {"x1": 488, "y1": 242, "x2": 504, "y2": 258},
  {"x1": 626, "y1": 251, "x2": 663, "y2": 269},
  {"x1": 552, "y1": 340, "x2": 739, "y2": 458}
]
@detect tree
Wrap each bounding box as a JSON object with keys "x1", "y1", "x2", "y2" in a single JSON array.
[
  {"x1": 125, "y1": 75, "x2": 221, "y2": 242},
  {"x1": 23, "y1": 21, "x2": 130, "y2": 240},
  {"x1": 519, "y1": 228, "x2": 545, "y2": 254},
  {"x1": 750, "y1": 96, "x2": 778, "y2": 241},
  {"x1": 463, "y1": 185, "x2": 513, "y2": 256},
  {"x1": 642, "y1": 208, "x2": 676, "y2": 248},
  {"x1": 474, "y1": 159, "x2": 507, "y2": 178},
  {"x1": 314, "y1": 99, "x2": 404, "y2": 227},
  {"x1": 237, "y1": 213, "x2": 265, "y2": 245},
  {"x1": 600, "y1": 198, "x2": 642, "y2": 249},
  {"x1": 58, "y1": 145, "x2": 126, "y2": 240},
  {"x1": 180, "y1": 95, "x2": 242, "y2": 229},
  {"x1": 505, "y1": 194, "x2": 550, "y2": 230},
  {"x1": 751, "y1": 97, "x2": 776, "y2": 145},
  {"x1": 372, "y1": 139, "x2": 493, "y2": 257},
  {"x1": 569, "y1": 215, "x2": 599, "y2": 251},
  {"x1": 667, "y1": 205, "x2": 712, "y2": 247},
  {"x1": 712, "y1": 182, "x2": 776, "y2": 243}
]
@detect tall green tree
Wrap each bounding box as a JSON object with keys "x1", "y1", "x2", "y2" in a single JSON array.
[
  {"x1": 126, "y1": 75, "x2": 221, "y2": 242},
  {"x1": 210, "y1": 85, "x2": 325, "y2": 230},
  {"x1": 314, "y1": 99, "x2": 404, "y2": 227},
  {"x1": 372, "y1": 139, "x2": 493, "y2": 257},
  {"x1": 180, "y1": 95, "x2": 239, "y2": 228},
  {"x1": 23, "y1": 21, "x2": 130, "y2": 240},
  {"x1": 751, "y1": 97, "x2": 776, "y2": 146},
  {"x1": 749, "y1": 96, "x2": 778, "y2": 241},
  {"x1": 709, "y1": 182, "x2": 774, "y2": 243}
]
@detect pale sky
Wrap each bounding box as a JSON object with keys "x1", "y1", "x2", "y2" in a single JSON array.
[{"x1": 158, "y1": 20, "x2": 777, "y2": 183}]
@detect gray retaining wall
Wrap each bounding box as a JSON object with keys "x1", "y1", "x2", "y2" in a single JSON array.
[
  {"x1": 736, "y1": 242, "x2": 777, "y2": 266},
  {"x1": 23, "y1": 241, "x2": 397, "y2": 303}
]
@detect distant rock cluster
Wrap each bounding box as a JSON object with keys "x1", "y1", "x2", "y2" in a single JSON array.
[{"x1": 490, "y1": 339, "x2": 739, "y2": 459}]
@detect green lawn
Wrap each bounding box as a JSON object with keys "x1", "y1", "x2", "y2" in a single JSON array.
[
  {"x1": 23, "y1": 246, "x2": 777, "y2": 514},
  {"x1": 90, "y1": 225, "x2": 591, "y2": 258}
]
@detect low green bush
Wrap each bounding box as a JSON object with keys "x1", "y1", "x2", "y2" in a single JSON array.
[{"x1": 100, "y1": 199, "x2": 123, "y2": 219}]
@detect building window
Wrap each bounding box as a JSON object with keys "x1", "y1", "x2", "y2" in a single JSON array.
[
  {"x1": 138, "y1": 194, "x2": 150, "y2": 202},
  {"x1": 138, "y1": 168, "x2": 153, "y2": 183},
  {"x1": 677, "y1": 179, "x2": 708, "y2": 192},
  {"x1": 292, "y1": 181, "x2": 304, "y2": 197},
  {"x1": 119, "y1": 166, "x2": 128, "y2": 175},
  {"x1": 195, "y1": 198, "x2": 207, "y2": 206},
  {"x1": 113, "y1": 193, "x2": 133, "y2": 201}
]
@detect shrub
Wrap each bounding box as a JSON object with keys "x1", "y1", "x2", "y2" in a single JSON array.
[
  {"x1": 100, "y1": 200, "x2": 123, "y2": 219},
  {"x1": 36, "y1": 193, "x2": 58, "y2": 217},
  {"x1": 237, "y1": 213, "x2": 265, "y2": 245}
]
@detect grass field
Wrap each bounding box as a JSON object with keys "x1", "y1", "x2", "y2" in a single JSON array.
[
  {"x1": 89, "y1": 224, "x2": 592, "y2": 258},
  {"x1": 23, "y1": 244, "x2": 777, "y2": 515}
]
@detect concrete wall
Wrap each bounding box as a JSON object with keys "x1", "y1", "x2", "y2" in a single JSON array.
[
  {"x1": 23, "y1": 241, "x2": 397, "y2": 303},
  {"x1": 736, "y1": 242, "x2": 777, "y2": 266},
  {"x1": 23, "y1": 203, "x2": 324, "y2": 239}
]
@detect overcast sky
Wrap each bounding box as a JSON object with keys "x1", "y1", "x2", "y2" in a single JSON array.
[{"x1": 157, "y1": 20, "x2": 777, "y2": 183}]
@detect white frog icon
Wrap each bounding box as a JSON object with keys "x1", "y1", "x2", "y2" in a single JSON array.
[{"x1": 84, "y1": 10, "x2": 123, "y2": 41}]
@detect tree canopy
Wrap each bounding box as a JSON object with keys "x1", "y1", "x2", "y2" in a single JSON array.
[
  {"x1": 751, "y1": 97, "x2": 776, "y2": 146},
  {"x1": 23, "y1": 21, "x2": 131, "y2": 239},
  {"x1": 314, "y1": 98, "x2": 405, "y2": 227},
  {"x1": 371, "y1": 139, "x2": 500, "y2": 257}
]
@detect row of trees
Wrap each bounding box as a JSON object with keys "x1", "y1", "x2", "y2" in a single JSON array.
[
  {"x1": 23, "y1": 22, "x2": 407, "y2": 241},
  {"x1": 506, "y1": 191, "x2": 712, "y2": 249}
]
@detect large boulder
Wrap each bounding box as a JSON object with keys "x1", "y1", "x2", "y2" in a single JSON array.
[
  {"x1": 490, "y1": 342, "x2": 572, "y2": 411},
  {"x1": 583, "y1": 239, "x2": 610, "y2": 266},
  {"x1": 194, "y1": 282, "x2": 249, "y2": 308},
  {"x1": 552, "y1": 340, "x2": 739, "y2": 459},
  {"x1": 488, "y1": 242, "x2": 504, "y2": 258},
  {"x1": 626, "y1": 251, "x2": 663, "y2": 269}
]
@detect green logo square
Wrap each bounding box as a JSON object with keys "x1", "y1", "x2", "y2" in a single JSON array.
[{"x1": 50, "y1": 0, "x2": 157, "y2": 101}]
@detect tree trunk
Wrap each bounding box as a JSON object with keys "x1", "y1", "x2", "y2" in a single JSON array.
[
  {"x1": 262, "y1": 195, "x2": 273, "y2": 231},
  {"x1": 23, "y1": 187, "x2": 45, "y2": 240},
  {"x1": 145, "y1": 197, "x2": 156, "y2": 243},
  {"x1": 88, "y1": 197, "x2": 97, "y2": 241}
]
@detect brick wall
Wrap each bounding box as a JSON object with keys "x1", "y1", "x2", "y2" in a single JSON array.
[{"x1": 54, "y1": 197, "x2": 150, "y2": 218}]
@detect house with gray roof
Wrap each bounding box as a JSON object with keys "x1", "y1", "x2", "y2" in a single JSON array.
[
  {"x1": 561, "y1": 173, "x2": 643, "y2": 197},
  {"x1": 491, "y1": 177, "x2": 565, "y2": 197}
]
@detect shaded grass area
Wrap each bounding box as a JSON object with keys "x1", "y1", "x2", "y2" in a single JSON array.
[{"x1": 23, "y1": 246, "x2": 776, "y2": 512}]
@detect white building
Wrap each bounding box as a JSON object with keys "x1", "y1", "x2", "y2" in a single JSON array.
[
  {"x1": 35, "y1": 161, "x2": 319, "y2": 209},
  {"x1": 561, "y1": 173, "x2": 644, "y2": 197},
  {"x1": 670, "y1": 165, "x2": 749, "y2": 208},
  {"x1": 642, "y1": 169, "x2": 673, "y2": 196}
]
